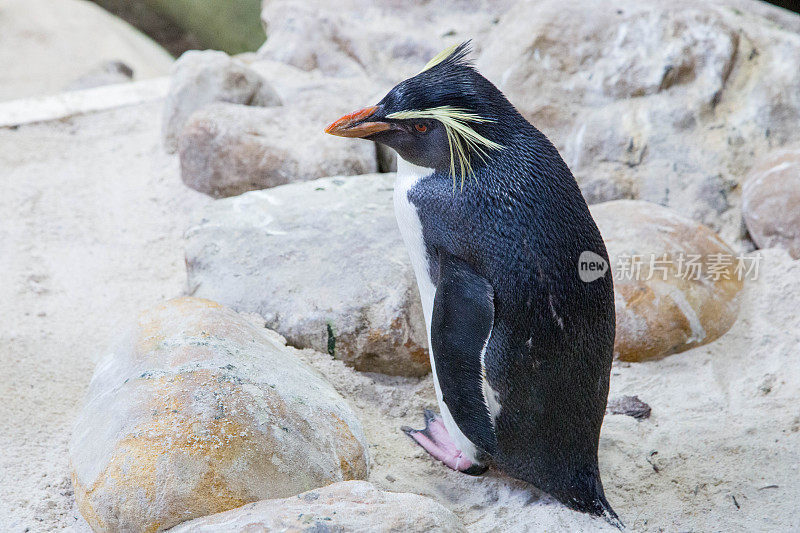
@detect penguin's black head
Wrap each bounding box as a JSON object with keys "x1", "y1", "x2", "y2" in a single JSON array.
[{"x1": 325, "y1": 41, "x2": 517, "y2": 180}]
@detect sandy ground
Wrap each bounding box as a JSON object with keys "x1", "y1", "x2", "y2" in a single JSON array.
[{"x1": 2, "y1": 99, "x2": 799, "y2": 532}]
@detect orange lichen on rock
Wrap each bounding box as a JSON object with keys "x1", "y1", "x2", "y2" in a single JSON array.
[{"x1": 70, "y1": 297, "x2": 368, "y2": 532}]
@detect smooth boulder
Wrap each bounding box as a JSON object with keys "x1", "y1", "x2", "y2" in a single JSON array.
[
  {"x1": 162, "y1": 50, "x2": 282, "y2": 153},
  {"x1": 591, "y1": 200, "x2": 743, "y2": 361},
  {"x1": 70, "y1": 297, "x2": 368, "y2": 533},
  {"x1": 743, "y1": 148, "x2": 800, "y2": 259},
  {"x1": 167, "y1": 481, "x2": 466, "y2": 532},
  {"x1": 185, "y1": 174, "x2": 429, "y2": 376}
]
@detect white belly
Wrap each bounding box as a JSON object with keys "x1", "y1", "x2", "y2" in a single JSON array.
[{"x1": 393, "y1": 158, "x2": 480, "y2": 462}]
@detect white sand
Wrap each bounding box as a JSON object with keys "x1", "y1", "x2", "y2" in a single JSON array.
[{"x1": 1, "y1": 99, "x2": 798, "y2": 532}]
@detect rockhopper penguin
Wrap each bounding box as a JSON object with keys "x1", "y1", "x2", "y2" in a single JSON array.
[{"x1": 325, "y1": 42, "x2": 619, "y2": 524}]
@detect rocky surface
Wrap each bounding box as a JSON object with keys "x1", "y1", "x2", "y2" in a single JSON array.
[
  {"x1": 592, "y1": 200, "x2": 743, "y2": 362},
  {"x1": 477, "y1": 0, "x2": 800, "y2": 247},
  {"x1": 179, "y1": 101, "x2": 376, "y2": 197},
  {"x1": 70, "y1": 297, "x2": 368, "y2": 532},
  {"x1": 606, "y1": 395, "x2": 652, "y2": 420},
  {"x1": 185, "y1": 174, "x2": 429, "y2": 376},
  {"x1": 162, "y1": 50, "x2": 282, "y2": 153},
  {"x1": 167, "y1": 481, "x2": 466, "y2": 532},
  {"x1": 173, "y1": 57, "x2": 379, "y2": 197},
  {"x1": 257, "y1": 0, "x2": 514, "y2": 82},
  {"x1": 743, "y1": 147, "x2": 800, "y2": 259},
  {"x1": 254, "y1": 0, "x2": 800, "y2": 248},
  {"x1": 0, "y1": 0, "x2": 173, "y2": 102}
]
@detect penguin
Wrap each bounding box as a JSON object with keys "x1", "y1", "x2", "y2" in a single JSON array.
[{"x1": 325, "y1": 42, "x2": 619, "y2": 525}]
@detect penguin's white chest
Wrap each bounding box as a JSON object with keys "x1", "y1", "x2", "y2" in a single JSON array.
[
  {"x1": 393, "y1": 160, "x2": 436, "y2": 327},
  {"x1": 393, "y1": 158, "x2": 480, "y2": 461}
]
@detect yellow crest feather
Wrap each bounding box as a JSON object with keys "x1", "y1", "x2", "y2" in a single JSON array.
[
  {"x1": 420, "y1": 43, "x2": 461, "y2": 72},
  {"x1": 386, "y1": 106, "x2": 504, "y2": 190}
]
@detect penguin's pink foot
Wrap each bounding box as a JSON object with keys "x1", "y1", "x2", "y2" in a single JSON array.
[{"x1": 402, "y1": 409, "x2": 488, "y2": 476}]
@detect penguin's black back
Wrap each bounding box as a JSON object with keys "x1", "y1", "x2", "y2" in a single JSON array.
[{"x1": 407, "y1": 109, "x2": 616, "y2": 518}]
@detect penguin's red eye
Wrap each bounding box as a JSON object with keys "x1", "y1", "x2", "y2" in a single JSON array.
[{"x1": 415, "y1": 123, "x2": 427, "y2": 133}]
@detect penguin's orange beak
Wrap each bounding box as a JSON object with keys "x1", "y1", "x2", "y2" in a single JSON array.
[{"x1": 325, "y1": 105, "x2": 391, "y2": 138}]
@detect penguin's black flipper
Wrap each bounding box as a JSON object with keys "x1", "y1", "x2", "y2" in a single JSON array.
[{"x1": 430, "y1": 250, "x2": 497, "y2": 455}]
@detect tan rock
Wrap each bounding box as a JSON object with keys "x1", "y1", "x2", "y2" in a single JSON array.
[
  {"x1": 178, "y1": 102, "x2": 376, "y2": 198},
  {"x1": 167, "y1": 481, "x2": 467, "y2": 532},
  {"x1": 743, "y1": 148, "x2": 800, "y2": 259},
  {"x1": 70, "y1": 297, "x2": 368, "y2": 533},
  {"x1": 175, "y1": 59, "x2": 382, "y2": 198},
  {"x1": 591, "y1": 200, "x2": 743, "y2": 361},
  {"x1": 162, "y1": 50, "x2": 282, "y2": 154},
  {"x1": 184, "y1": 174, "x2": 429, "y2": 377}
]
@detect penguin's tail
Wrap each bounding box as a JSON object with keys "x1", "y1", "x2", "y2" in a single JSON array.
[
  {"x1": 556, "y1": 469, "x2": 624, "y2": 529},
  {"x1": 596, "y1": 494, "x2": 624, "y2": 530},
  {"x1": 566, "y1": 492, "x2": 623, "y2": 529}
]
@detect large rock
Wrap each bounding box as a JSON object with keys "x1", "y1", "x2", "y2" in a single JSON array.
[
  {"x1": 591, "y1": 200, "x2": 743, "y2": 362},
  {"x1": 743, "y1": 147, "x2": 800, "y2": 259},
  {"x1": 70, "y1": 297, "x2": 368, "y2": 533},
  {"x1": 478, "y1": 0, "x2": 800, "y2": 247},
  {"x1": 175, "y1": 58, "x2": 380, "y2": 197},
  {"x1": 185, "y1": 174, "x2": 429, "y2": 376},
  {"x1": 162, "y1": 50, "x2": 282, "y2": 153},
  {"x1": 167, "y1": 481, "x2": 466, "y2": 532},
  {"x1": 257, "y1": 0, "x2": 514, "y2": 81},
  {"x1": 179, "y1": 102, "x2": 376, "y2": 197},
  {"x1": 0, "y1": 0, "x2": 173, "y2": 102}
]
